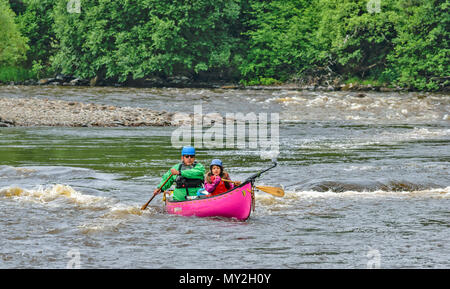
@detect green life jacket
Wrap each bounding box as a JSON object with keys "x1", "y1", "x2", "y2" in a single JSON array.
[{"x1": 175, "y1": 162, "x2": 204, "y2": 197}]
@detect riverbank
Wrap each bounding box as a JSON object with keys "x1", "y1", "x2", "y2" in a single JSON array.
[
  {"x1": 0, "y1": 97, "x2": 174, "y2": 127},
  {"x1": 2, "y1": 74, "x2": 449, "y2": 93}
]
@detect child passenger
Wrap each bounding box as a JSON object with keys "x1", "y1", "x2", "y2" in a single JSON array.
[{"x1": 204, "y1": 159, "x2": 238, "y2": 196}]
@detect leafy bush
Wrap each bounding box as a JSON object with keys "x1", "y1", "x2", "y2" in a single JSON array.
[
  {"x1": 314, "y1": 0, "x2": 399, "y2": 79},
  {"x1": 385, "y1": 0, "x2": 449, "y2": 90},
  {"x1": 240, "y1": 0, "x2": 316, "y2": 82},
  {"x1": 52, "y1": 0, "x2": 244, "y2": 82},
  {"x1": 0, "y1": 0, "x2": 29, "y2": 66},
  {"x1": 15, "y1": 0, "x2": 56, "y2": 69},
  {"x1": 0, "y1": 66, "x2": 35, "y2": 82}
]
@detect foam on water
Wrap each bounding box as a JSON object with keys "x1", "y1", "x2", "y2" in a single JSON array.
[
  {"x1": 0, "y1": 183, "x2": 159, "y2": 234},
  {"x1": 77, "y1": 203, "x2": 160, "y2": 234},
  {"x1": 288, "y1": 126, "x2": 449, "y2": 151},
  {"x1": 254, "y1": 186, "x2": 450, "y2": 208},
  {"x1": 0, "y1": 184, "x2": 107, "y2": 207},
  {"x1": 269, "y1": 92, "x2": 450, "y2": 123}
]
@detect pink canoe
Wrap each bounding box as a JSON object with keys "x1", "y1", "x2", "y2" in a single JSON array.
[{"x1": 165, "y1": 182, "x2": 254, "y2": 221}]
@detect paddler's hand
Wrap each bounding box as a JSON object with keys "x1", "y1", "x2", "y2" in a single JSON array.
[
  {"x1": 153, "y1": 188, "x2": 161, "y2": 195},
  {"x1": 170, "y1": 168, "x2": 180, "y2": 175}
]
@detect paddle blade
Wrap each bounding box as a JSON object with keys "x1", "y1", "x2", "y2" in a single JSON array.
[{"x1": 255, "y1": 186, "x2": 285, "y2": 197}]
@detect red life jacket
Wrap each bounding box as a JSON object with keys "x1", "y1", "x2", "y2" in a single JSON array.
[{"x1": 210, "y1": 176, "x2": 229, "y2": 196}]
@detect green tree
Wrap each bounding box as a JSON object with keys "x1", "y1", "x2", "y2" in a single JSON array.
[
  {"x1": 52, "y1": 0, "x2": 244, "y2": 83},
  {"x1": 240, "y1": 0, "x2": 400, "y2": 84},
  {"x1": 386, "y1": 0, "x2": 449, "y2": 90},
  {"x1": 2, "y1": 0, "x2": 446, "y2": 90},
  {"x1": 240, "y1": 0, "x2": 316, "y2": 82},
  {"x1": 0, "y1": 0, "x2": 29, "y2": 66},
  {"x1": 312, "y1": 0, "x2": 400, "y2": 80},
  {"x1": 15, "y1": 0, "x2": 57, "y2": 69}
]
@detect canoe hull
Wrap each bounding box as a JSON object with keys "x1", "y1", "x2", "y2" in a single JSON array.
[{"x1": 165, "y1": 182, "x2": 253, "y2": 221}]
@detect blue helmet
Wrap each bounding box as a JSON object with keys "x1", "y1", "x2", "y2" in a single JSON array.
[
  {"x1": 181, "y1": 146, "x2": 196, "y2": 156},
  {"x1": 210, "y1": 159, "x2": 223, "y2": 168}
]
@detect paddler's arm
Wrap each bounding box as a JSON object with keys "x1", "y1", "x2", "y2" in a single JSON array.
[
  {"x1": 204, "y1": 176, "x2": 221, "y2": 193},
  {"x1": 180, "y1": 162, "x2": 205, "y2": 180},
  {"x1": 157, "y1": 165, "x2": 178, "y2": 192}
]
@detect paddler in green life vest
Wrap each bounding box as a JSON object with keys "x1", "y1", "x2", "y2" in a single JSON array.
[{"x1": 153, "y1": 146, "x2": 205, "y2": 201}]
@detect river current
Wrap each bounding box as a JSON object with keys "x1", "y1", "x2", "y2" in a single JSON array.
[{"x1": 0, "y1": 86, "x2": 449, "y2": 268}]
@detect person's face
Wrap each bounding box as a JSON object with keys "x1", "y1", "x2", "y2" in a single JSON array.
[
  {"x1": 211, "y1": 165, "x2": 221, "y2": 176},
  {"x1": 182, "y1": 155, "x2": 195, "y2": 166}
]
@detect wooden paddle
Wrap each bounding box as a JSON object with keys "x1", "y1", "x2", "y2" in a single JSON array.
[
  {"x1": 141, "y1": 173, "x2": 173, "y2": 210},
  {"x1": 254, "y1": 185, "x2": 285, "y2": 197},
  {"x1": 222, "y1": 179, "x2": 285, "y2": 197}
]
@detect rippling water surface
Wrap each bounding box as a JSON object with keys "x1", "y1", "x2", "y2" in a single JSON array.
[{"x1": 0, "y1": 86, "x2": 449, "y2": 268}]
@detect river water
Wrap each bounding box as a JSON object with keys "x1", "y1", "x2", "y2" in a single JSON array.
[{"x1": 0, "y1": 86, "x2": 449, "y2": 268}]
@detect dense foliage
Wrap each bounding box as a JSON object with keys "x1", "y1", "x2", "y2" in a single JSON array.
[
  {"x1": 385, "y1": 0, "x2": 449, "y2": 90},
  {"x1": 51, "y1": 0, "x2": 243, "y2": 82},
  {"x1": 1, "y1": 0, "x2": 448, "y2": 90},
  {"x1": 0, "y1": 0, "x2": 29, "y2": 66}
]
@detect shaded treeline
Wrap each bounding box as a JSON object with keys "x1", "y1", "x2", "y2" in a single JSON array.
[{"x1": 1, "y1": 0, "x2": 449, "y2": 90}]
